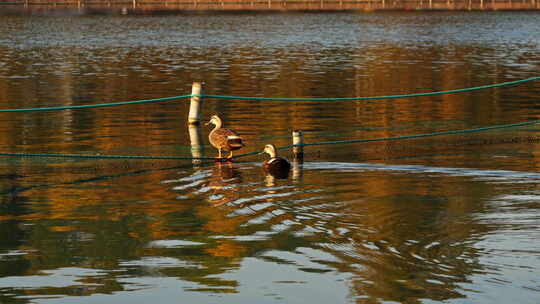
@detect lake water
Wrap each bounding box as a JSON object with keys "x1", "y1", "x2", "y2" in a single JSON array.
[{"x1": 0, "y1": 11, "x2": 539, "y2": 304}]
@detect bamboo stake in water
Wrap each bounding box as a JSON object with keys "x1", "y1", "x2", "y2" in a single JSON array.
[
  {"x1": 188, "y1": 82, "x2": 204, "y2": 125},
  {"x1": 292, "y1": 130, "x2": 304, "y2": 161},
  {"x1": 292, "y1": 130, "x2": 304, "y2": 182}
]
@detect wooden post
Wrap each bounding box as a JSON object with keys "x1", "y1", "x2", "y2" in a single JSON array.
[
  {"x1": 188, "y1": 82, "x2": 203, "y2": 125},
  {"x1": 189, "y1": 124, "x2": 203, "y2": 166},
  {"x1": 292, "y1": 129, "x2": 304, "y2": 182},
  {"x1": 292, "y1": 130, "x2": 304, "y2": 161}
]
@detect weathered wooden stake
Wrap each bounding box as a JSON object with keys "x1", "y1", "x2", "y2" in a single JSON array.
[
  {"x1": 292, "y1": 130, "x2": 304, "y2": 161},
  {"x1": 188, "y1": 82, "x2": 204, "y2": 125}
]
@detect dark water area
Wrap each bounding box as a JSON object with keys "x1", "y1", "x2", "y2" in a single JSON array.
[{"x1": 0, "y1": 11, "x2": 539, "y2": 303}]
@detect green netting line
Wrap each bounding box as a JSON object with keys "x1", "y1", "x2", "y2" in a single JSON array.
[
  {"x1": 0, "y1": 152, "x2": 216, "y2": 160},
  {"x1": 234, "y1": 119, "x2": 540, "y2": 158},
  {"x1": 201, "y1": 76, "x2": 540, "y2": 101},
  {"x1": 0, "y1": 95, "x2": 191, "y2": 112},
  {"x1": 1, "y1": 119, "x2": 538, "y2": 160},
  {"x1": 0, "y1": 76, "x2": 538, "y2": 112}
]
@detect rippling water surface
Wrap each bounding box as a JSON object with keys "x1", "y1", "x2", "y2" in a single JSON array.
[{"x1": 0, "y1": 11, "x2": 539, "y2": 304}]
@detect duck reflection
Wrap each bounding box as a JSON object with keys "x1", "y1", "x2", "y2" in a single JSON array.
[
  {"x1": 207, "y1": 162, "x2": 242, "y2": 206},
  {"x1": 264, "y1": 173, "x2": 277, "y2": 187}
]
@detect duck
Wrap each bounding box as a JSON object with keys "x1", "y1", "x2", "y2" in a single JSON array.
[
  {"x1": 260, "y1": 144, "x2": 291, "y2": 179},
  {"x1": 205, "y1": 115, "x2": 245, "y2": 160}
]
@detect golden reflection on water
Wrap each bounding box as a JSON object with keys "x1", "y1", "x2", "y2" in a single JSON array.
[
  {"x1": 0, "y1": 11, "x2": 540, "y2": 304},
  {"x1": 2, "y1": 152, "x2": 540, "y2": 302}
]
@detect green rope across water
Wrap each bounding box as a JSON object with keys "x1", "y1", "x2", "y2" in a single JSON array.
[
  {"x1": 1, "y1": 119, "x2": 538, "y2": 160},
  {"x1": 0, "y1": 95, "x2": 191, "y2": 112},
  {"x1": 0, "y1": 152, "x2": 215, "y2": 160},
  {"x1": 0, "y1": 76, "x2": 538, "y2": 160},
  {"x1": 235, "y1": 119, "x2": 540, "y2": 158},
  {"x1": 201, "y1": 76, "x2": 540, "y2": 101},
  {"x1": 0, "y1": 76, "x2": 537, "y2": 112}
]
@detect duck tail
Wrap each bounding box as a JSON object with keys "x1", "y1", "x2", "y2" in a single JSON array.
[{"x1": 227, "y1": 136, "x2": 244, "y2": 148}]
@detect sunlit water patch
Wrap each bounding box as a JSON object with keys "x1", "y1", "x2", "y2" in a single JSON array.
[{"x1": 1, "y1": 10, "x2": 540, "y2": 304}]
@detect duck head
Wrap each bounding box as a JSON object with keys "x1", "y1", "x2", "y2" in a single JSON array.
[
  {"x1": 261, "y1": 144, "x2": 277, "y2": 158},
  {"x1": 205, "y1": 115, "x2": 222, "y2": 128}
]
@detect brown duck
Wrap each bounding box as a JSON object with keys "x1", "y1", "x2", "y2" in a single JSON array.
[
  {"x1": 261, "y1": 144, "x2": 291, "y2": 179},
  {"x1": 206, "y1": 115, "x2": 245, "y2": 160}
]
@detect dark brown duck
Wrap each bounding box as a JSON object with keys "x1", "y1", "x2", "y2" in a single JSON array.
[{"x1": 261, "y1": 144, "x2": 291, "y2": 179}]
